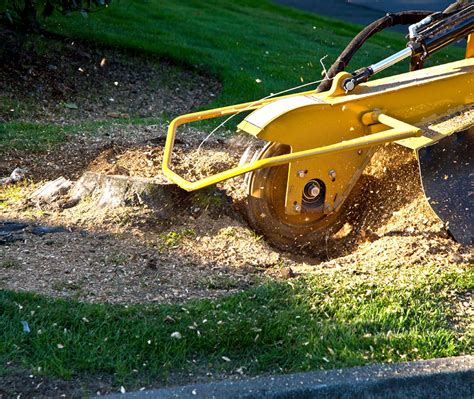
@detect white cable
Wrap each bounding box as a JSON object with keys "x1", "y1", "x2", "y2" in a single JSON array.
[{"x1": 319, "y1": 54, "x2": 329, "y2": 80}]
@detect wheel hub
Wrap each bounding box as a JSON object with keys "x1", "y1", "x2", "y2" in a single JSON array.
[{"x1": 244, "y1": 142, "x2": 348, "y2": 251}]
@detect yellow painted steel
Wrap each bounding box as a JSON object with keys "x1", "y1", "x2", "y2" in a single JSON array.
[
  {"x1": 164, "y1": 112, "x2": 421, "y2": 191},
  {"x1": 467, "y1": 34, "x2": 474, "y2": 58},
  {"x1": 163, "y1": 57, "x2": 473, "y2": 215}
]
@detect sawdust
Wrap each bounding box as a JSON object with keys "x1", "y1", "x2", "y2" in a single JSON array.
[
  {"x1": 1, "y1": 109, "x2": 472, "y2": 307},
  {"x1": 0, "y1": 124, "x2": 269, "y2": 304}
]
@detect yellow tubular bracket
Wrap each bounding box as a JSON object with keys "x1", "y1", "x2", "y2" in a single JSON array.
[
  {"x1": 162, "y1": 111, "x2": 421, "y2": 192},
  {"x1": 162, "y1": 89, "x2": 315, "y2": 190},
  {"x1": 467, "y1": 34, "x2": 474, "y2": 58}
]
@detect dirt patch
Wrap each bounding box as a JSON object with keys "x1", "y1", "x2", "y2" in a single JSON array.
[
  {"x1": 1, "y1": 119, "x2": 472, "y2": 306},
  {"x1": 0, "y1": 123, "x2": 275, "y2": 304},
  {"x1": 0, "y1": 27, "x2": 220, "y2": 123},
  {"x1": 0, "y1": 365, "x2": 116, "y2": 399},
  {"x1": 0, "y1": 123, "x2": 189, "y2": 180},
  {"x1": 0, "y1": 227, "x2": 262, "y2": 304}
]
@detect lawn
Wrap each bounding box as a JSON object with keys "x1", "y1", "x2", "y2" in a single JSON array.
[
  {"x1": 1, "y1": 263, "x2": 472, "y2": 387},
  {"x1": 45, "y1": 0, "x2": 463, "y2": 108},
  {"x1": 1, "y1": 0, "x2": 464, "y2": 151},
  {"x1": 0, "y1": 118, "x2": 161, "y2": 152}
]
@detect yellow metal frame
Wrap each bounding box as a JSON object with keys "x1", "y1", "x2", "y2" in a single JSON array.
[
  {"x1": 163, "y1": 108, "x2": 421, "y2": 191},
  {"x1": 163, "y1": 97, "x2": 422, "y2": 191},
  {"x1": 163, "y1": 58, "x2": 472, "y2": 196},
  {"x1": 162, "y1": 91, "x2": 313, "y2": 191}
]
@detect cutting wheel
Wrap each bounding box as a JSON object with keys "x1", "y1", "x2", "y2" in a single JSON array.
[{"x1": 245, "y1": 142, "x2": 347, "y2": 251}]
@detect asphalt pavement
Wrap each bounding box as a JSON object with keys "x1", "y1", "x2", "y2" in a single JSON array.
[
  {"x1": 273, "y1": 0, "x2": 454, "y2": 26},
  {"x1": 100, "y1": 355, "x2": 474, "y2": 398}
]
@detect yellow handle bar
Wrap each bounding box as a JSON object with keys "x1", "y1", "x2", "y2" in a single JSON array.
[{"x1": 162, "y1": 109, "x2": 421, "y2": 192}]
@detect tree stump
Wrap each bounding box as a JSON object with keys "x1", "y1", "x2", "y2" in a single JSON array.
[
  {"x1": 32, "y1": 172, "x2": 188, "y2": 221},
  {"x1": 29, "y1": 177, "x2": 72, "y2": 205}
]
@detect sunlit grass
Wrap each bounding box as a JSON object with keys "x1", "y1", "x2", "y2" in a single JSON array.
[
  {"x1": 44, "y1": 0, "x2": 464, "y2": 108},
  {"x1": 0, "y1": 118, "x2": 164, "y2": 152},
  {"x1": 1, "y1": 263, "x2": 471, "y2": 386}
]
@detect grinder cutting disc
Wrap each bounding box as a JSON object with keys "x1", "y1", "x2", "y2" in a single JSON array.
[
  {"x1": 244, "y1": 142, "x2": 348, "y2": 251},
  {"x1": 417, "y1": 127, "x2": 473, "y2": 245}
]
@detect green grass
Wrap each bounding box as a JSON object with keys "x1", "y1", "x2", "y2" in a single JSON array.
[
  {"x1": 1, "y1": 263, "x2": 472, "y2": 386},
  {"x1": 2, "y1": 0, "x2": 464, "y2": 150},
  {"x1": 0, "y1": 258, "x2": 20, "y2": 269},
  {"x1": 0, "y1": 122, "x2": 67, "y2": 152},
  {"x1": 44, "y1": 0, "x2": 463, "y2": 108},
  {"x1": 160, "y1": 228, "x2": 196, "y2": 248},
  {"x1": 0, "y1": 117, "x2": 163, "y2": 152}
]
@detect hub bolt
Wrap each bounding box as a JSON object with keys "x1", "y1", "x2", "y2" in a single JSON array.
[
  {"x1": 328, "y1": 169, "x2": 337, "y2": 181},
  {"x1": 297, "y1": 170, "x2": 306, "y2": 178},
  {"x1": 294, "y1": 203, "x2": 302, "y2": 212},
  {"x1": 343, "y1": 79, "x2": 356, "y2": 92},
  {"x1": 309, "y1": 185, "x2": 320, "y2": 198}
]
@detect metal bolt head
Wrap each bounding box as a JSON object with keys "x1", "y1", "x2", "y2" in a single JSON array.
[
  {"x1": 328, "y1": 169, "x2": 336, "y2": 181},
  {"x1": 294, "y1": 203, "x2": 302, "y2": 212},
  {"x1": 297, "y1": 170, "x2": 306, "y2": 178},
  {"x1": 309, "y1": 185, "x2": 320, "y2": 198},
  {"x1": 344, "y1": 79, "x2": 355, "y2": 91}
]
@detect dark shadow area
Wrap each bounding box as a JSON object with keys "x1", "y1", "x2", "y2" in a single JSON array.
[{"x1": 0, "y1": 26, "x2": 221, "y2": 124}]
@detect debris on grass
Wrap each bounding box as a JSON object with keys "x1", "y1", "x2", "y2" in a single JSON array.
[{"x1": 20, "y1": 321, "x2": 30, "y2": 333}]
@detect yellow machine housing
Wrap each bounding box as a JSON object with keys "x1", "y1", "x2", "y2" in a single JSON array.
[{"x1": 162, "y1": 32, "x2": 473, "y2": 248}]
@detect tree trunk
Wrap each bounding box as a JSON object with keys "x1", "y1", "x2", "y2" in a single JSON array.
[{"x1": 21, "y1": 0, "x2": 39, "y2": 32}]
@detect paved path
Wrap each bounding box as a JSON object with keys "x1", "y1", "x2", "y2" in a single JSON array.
[
  {"x1": 100, "y1": 355, "x2": 474, "y2": 399},
  {"x1": 274, "y1": 1, "x2": 453, "y2": 26}
]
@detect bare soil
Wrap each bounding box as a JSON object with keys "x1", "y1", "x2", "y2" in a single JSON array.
[
  {"x1": 0, "y1": 27, "x2": 220, "y2": 123},
  {"x1": 0, "y1": 366, "x2": 116, "y2": 399},
  {"x1": 1, "y1": 118, "x2": 472, "y2": 305}
]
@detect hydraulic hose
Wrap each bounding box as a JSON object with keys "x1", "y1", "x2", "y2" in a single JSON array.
[
  {"x1": 316, "y1": 11, "x2": 434, "y2": 92},
  {"x1": 339, "y1": 3, "x2": 473, "y2": 93},
  {"x1": 317, "y1": 1, "x2": 472, "y2": 92}
]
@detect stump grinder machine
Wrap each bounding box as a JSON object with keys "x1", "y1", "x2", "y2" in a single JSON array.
[{"x1": 163, "y1": 1, "x2": 473, "y2": 249}]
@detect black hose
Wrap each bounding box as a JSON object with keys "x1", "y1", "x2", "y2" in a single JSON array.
[
  {"x1": 443, "y1": 0, "x2": 471, "y2": 14},
  {"x1": 316, "y1": 11, "x2": 434, "y2": 92}
]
